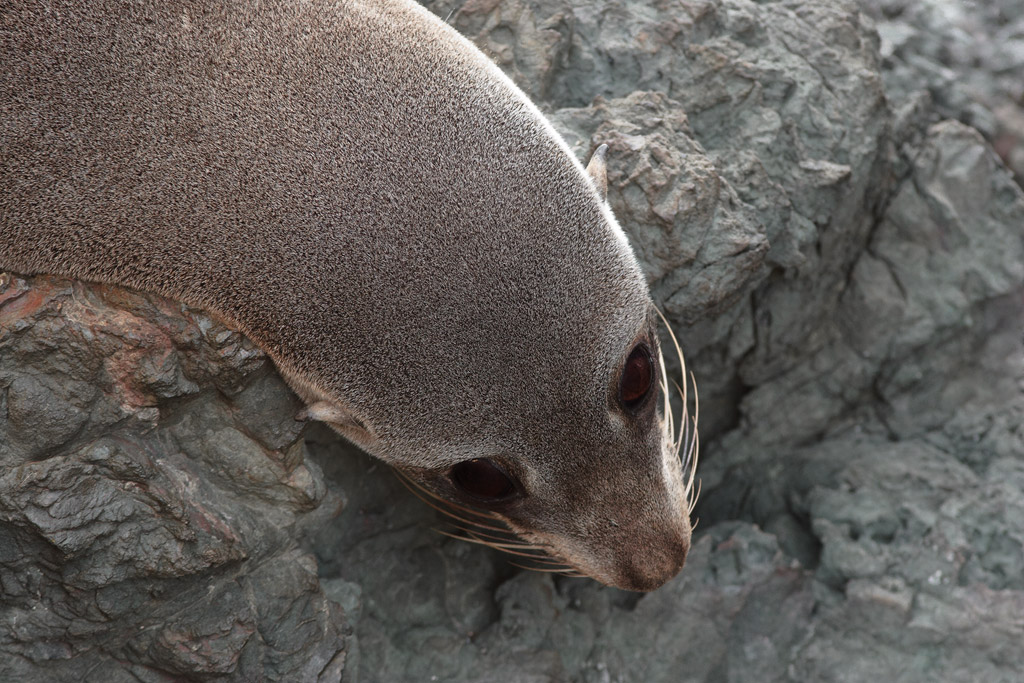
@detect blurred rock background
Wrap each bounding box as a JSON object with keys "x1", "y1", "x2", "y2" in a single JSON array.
[{"x1": 1, "y1": 0, "x2": 1022, "y2": 680}]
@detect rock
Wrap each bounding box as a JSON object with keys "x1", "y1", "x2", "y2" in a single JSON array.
[
  {"x1": 859, "y1": 0, "x2": 1024, "y2": 183},
  {"x1": 0, "y1": 277, "x2": 351, "y2": 682}
]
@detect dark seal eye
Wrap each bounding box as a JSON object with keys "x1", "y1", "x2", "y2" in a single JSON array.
[
  {"x1": 450, "y1": 459, "x2": 517, "y2": 503},
  {"x1": 619, "y1": 343, "x2": 655, "y2": 411}
]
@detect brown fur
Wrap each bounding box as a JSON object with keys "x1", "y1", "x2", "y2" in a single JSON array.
[{"x1": 0, "y1": 0, "x2": 691, "y2": 591}]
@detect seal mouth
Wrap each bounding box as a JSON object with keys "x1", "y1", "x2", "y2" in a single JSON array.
[{"x1": 395, "y1": 471, "x2": 585, "y2": 577}]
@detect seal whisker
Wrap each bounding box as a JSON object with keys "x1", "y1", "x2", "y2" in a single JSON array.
[
  {"x1": 661, "y1": 380, "x2": 675, "y2": 449},
  {"x1": 656, "y1": 307, "x2": 701, "y2": 516},
  {"x1": 671, "y1": 378, "x2": 688, "y2": 458},
  {"x1": 491, "y1": 552, "x2": 568, "y2": 565},
  {"x1": 394, "y1": 472, "x2": 572, "y2": 569},
  {"x1": 688, "y1": 479, "x2": 702, "y2": 516},
  {"x1": 508, "y1": 562, "x2": 579, "y2": 574},
  {"x1": 684, "y1": 373, "x2": 701, "y2": 511},
  {"x1": 393, "y1": 468, "x2": 478, "y2": 515},
  {"x1": 658, "y1": 347, "x2": 675, "y2": 449},
  {"x1": 447, "y1": 526, "x2": 552, "y2": 555},
  {"x1": 654, "y1": 308, "x2": 688, "y2": 451},
  {"x1": 437, "y1": 528, "x2": 575, "y2": 572},
  {"x1": 398, "y1": 473, "x2": 503, "y2": 522},
  {"x1": 457, "y1": 530, "x2": 563, "y2": 562},
  {"x1": 450, "y1": 529, "x2": 548, "y2": 553},
  {"x1": 394, "y1": 472, "x2": 515, "y2": 534},
  {"x1": 440, "y1": 531, "x2": 558, "y2": 560}
]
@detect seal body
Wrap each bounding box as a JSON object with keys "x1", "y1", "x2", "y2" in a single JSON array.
[{"x1": 1, "y1": 0, "x2": 693, "y2": 591}]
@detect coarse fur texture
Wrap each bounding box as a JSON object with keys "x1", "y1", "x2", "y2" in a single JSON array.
[{"x1": 1, "y1": 0, "x2": 694, "y2": 591}]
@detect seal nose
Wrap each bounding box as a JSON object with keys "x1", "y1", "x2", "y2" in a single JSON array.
[{"x1": 616, "y1": 531, "x2": 690, "y2": 592}]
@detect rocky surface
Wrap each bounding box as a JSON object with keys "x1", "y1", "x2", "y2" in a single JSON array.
[
  {"x1": 0, "y1": 279, "x2": 350, "y2": 681},
  {"x1": 860, "y1": 0, "x2": 1024, "y2": 182},
  {"x1": 2, "y1": 0, "x2": 1023, "y2": 681}
]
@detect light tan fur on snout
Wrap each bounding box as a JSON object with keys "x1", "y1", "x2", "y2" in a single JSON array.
[{"x1": 1, "y1": 0, "x2": 696, "y2": 591}]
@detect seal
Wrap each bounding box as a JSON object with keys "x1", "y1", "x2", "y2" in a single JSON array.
[{"x1": 0, "y1": 0, "x2": 697, "y2": 591}]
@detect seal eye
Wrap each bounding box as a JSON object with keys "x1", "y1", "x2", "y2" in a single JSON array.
[
  {"x1": 450, "y1": 459, "x2": 517, "y2": 503},
  {"x1": 620, "y1": 343, "x2": 654, "y2": 411}
]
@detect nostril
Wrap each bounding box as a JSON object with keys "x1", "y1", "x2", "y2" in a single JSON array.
[
  {"x1": 666, "y1": 534, "x2": 689, "y2": 574},
  {"x1": 618, "y1": 534, "x2": 689, "y2": 592},
  {"x1": 674, "y1": 538, "x2": 690, "y2": 571}
]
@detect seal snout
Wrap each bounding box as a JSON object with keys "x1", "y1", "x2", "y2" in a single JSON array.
[{"x1": 614, "y1": 529, "x2": 690, "y2": 592}]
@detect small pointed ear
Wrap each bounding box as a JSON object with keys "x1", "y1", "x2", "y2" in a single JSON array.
[
  {"x1": 586, "y1": 143, "x2": 609, "y2": 202},
  {"x1": 296, "y1": 400, "x2": 378, "y2": 450},
  {"x1": 297, "y1": 401, "x2": 369, "y2": 432}
]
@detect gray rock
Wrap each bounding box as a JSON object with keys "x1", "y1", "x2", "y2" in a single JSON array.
[
  {"x1": 859, "y1": 0, "x2": 1024, "y2": 182},
  {"x1": 0, "y1": 278, "x2": 350, "y2": 681}
]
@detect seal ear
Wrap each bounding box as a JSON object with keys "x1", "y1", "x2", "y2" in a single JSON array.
[
  {"x1": 297, "y1": 401, "x2": 369, "y2": 433},
  {"x1": 585, "y1": 143, "x2": 609, "y2": 202},
  {"x1": 295, "y1": 399, "x2": 380, "y2": 452}
]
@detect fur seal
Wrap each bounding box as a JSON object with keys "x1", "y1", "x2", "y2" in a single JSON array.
[{"x1": 0, "y1": 0, "x2": 697, "y2": 591}]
